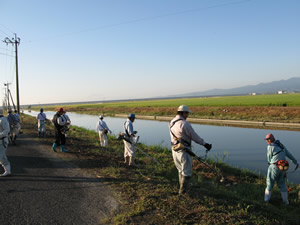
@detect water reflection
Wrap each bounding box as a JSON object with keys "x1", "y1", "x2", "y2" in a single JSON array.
[{"x1": 24, "y1": 110, "x2": 300, "y2": 184}]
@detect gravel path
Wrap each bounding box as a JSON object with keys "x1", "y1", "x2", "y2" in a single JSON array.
[{"x1": 0, "y1": 134, "x2": 119, "y2": 225}]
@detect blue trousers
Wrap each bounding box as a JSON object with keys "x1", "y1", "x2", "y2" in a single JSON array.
[{"x1": 266, "y1": 164, "x2": 287, "y2": 192}]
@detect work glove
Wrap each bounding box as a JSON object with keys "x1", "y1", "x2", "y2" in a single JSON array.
[
  {"x1": 133, "y1": 131, "x2": 138, "y2": 135},
  {"x1": 204, "y1": 143, "x2": 212, "y2": 151}
]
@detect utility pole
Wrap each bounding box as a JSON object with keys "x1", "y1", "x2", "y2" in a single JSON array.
[{"x1": 3, "y1": 34, "x2": 21, "y2": 113}]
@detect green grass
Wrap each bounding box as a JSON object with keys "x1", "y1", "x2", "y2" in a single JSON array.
[
  {"x1": 21, "y1": 114, "x2": 300, "y2": 224},
  {"x1": 38, "y1": 93, "x2": 300, "y2": 108},
  {"x1": 32, "y1": 93, "x2": 300, "y2": 123}
]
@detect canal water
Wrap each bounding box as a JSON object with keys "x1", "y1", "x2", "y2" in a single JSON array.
[{"x1": 25, "y1": 110, "x2": 300, "y2": 184}]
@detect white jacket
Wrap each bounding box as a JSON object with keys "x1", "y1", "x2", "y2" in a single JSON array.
[
  {"x1": 0, "y1": 116, "x2": 10, "y2": 146},
  {"x1": 96, "y1": 120, "x2": 110, "y2": 132}
]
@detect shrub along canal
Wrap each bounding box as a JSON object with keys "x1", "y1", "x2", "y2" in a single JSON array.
[{"x1": 25, "y1": 110, "x2": 300, "y2": 184}]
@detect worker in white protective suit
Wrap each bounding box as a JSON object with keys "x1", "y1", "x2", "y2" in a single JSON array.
[
  {"x1": 123, "y1": 113, "x2": 138, "y2": 166},
  {"x1": 62, "y1": 111, "x2": 71, "y2": 137},
  {"x1": 7, "y1": 110, "x2": 18, "y2": 144},
  {"x1": 14, "y1": 110, "x2": 22, "y2": 134},
  {"x1": 264, "y1": 133, "x2": 299, "y2": 205},
  {"x1": 96, "y1": 115, "x2": 111, "y2": 147},
  {"x1": 0, "y1": 109, "x2": 11, "y2": 177},
  {"x1": 52, "y1": 108, "x2": 68, "y2": 152},
  {"x1": 169, "y1": 105, "x2": 212, "y2": 194},
  {"x1": 36, "y1": 108, "x2": 48, "y2": 137}
]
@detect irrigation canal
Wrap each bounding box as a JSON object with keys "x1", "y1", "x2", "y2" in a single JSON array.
[{"x1": 24, "y1": 110, "x2": 300, "y2": 184}]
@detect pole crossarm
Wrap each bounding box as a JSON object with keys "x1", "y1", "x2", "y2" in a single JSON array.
[{"x1": 3, "y1": 35, "x2": 20, "y2": 45}]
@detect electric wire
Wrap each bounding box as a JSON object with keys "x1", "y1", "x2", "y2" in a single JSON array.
[
  {"x1": 0, "y1": 47, "x2": 10, "y2": 51},
  {"x1": 0, "y1": 30, "x2": 9, "y2": 38},
  {"x1": 0, "y1": 24, "x2": 16, "y2": 91},
  {"x1": 0, "y1": 24, "x2": 14, "y2": 35},
  {"x1": 22, "y1": 0, "x2": 254, "y2": 44},
  {"x1": 0, "y1": 43, "x2": 15, "y2": 106},
  {"x1": 0, "y1": 52, "x2": 14, "y2": 57}
]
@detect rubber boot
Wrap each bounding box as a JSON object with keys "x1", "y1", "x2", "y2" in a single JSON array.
[
  {"x1": 38, "y1": 131, "x2": 40, "y2": 137},
  {"x1": 60, "y1": 145, "x2": 68, "y2": 153},
  {"x1": 1, "y1": 164, "x2": 11, "y2": 177},
  {"x1": 179, "y1": 176, "x2": 191, "y2": 194},
  {"x1": 281, "y1": 192, "x2": 289, "y2": 205},
  {"x1": 264, "y1": 189, "x2": 272, "y2": 202},
  {"x1": 129, "y1": 156, "x2": 136, "y2": 167},
  {"x1": 52, "y1": 143, "x2": 57, "y2": 152}
]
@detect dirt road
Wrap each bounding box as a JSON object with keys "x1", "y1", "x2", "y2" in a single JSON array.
[{"x1": 0, "y1": 134, "x2": 119, "y2": 224}]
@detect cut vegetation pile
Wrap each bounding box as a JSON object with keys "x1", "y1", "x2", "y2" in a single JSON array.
[{"x1": 21, "y1": 114, "x2": 300, "y2": 224}]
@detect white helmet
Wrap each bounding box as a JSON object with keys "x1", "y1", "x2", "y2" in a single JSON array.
[{"x1": 177, "y1": 105, "x2": 192, "y2": 113}]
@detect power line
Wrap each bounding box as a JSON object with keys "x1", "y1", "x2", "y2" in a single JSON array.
[
  {"x1": 0, "y1": 24, "x2": 14, "y2": 35},
  {"x1": 0, "y1": 47, "x2": 11, "y2": 50},
  {"x1": 22, "y1": 0, "x2": 254, "y2": 43},
  {"x1": 0, "y1": 52, "x2": 14, "y2": 57},
  {"x1": 0, "y1": 30, "x2": 10, "y2": 37}
]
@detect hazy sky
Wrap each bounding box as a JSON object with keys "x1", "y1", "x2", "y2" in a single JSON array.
[{"x1": 0, "y1": 0, "x2": 299, "y2": 105}]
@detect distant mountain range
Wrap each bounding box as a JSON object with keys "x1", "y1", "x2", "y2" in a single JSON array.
[
  {"x1": 176, "y1": 77, "x2": 300, "y2": 97},
  {"x1": 19, "y1": 77, "x2": 300, "y2": 107}
]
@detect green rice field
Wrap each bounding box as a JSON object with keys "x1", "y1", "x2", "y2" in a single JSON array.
[{"x1": 64, "y1": 93, "x2": 300, "y2": 108}]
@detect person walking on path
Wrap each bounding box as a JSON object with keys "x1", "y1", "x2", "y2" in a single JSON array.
[
  {"x1": 96, "y1": 115, "x2": 111, "y2": 147},
  {"x1": 14, "y1": 110, "x2": 22, "y2": 134},
  {"x1": 169, "y1": 105, "x2": 212, "y2": 194},
  {"x1": 7, "y1": 110, "x2": 18, "y2": 144},
  {"x1": 123, "y1": 113, "x2": 138, "y2": 167},
  {"x1": 36, "y1": 108, "x2": 48, "y2": 137},
  {"x1": 0, "y1": 109, "x2": 11, "y2": 177},
  {"x1": 264, "y1": 133, "x2": 299, "y2": 205},
  {"x1": 51, "y1": 108, "x2": 68, "y2": 153}
]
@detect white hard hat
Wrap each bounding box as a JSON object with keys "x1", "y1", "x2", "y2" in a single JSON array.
[
  {"x1": 99, "y1": 115, "x2": 104, "y2": 119},
  {"x1": 177, "y1": 105, "x2": 192, "y2": 113}
]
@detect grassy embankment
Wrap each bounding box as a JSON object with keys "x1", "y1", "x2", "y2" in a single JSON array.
[
  {"x1": 35, "y1": 93, "x2": 300, "y2": 123},
  {"x1": 21, "y1": 114, "x2": 300, "y2": 224}
]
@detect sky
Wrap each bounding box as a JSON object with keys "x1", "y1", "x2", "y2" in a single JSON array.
[{"x1": 0, "y1": 0, "x2": 299, "y2": 105}]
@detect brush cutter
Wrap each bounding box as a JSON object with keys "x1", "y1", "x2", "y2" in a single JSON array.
[
  {"x1": 135, "y1": 146, "x2": 161, "y2": 165},
  {"x1": 185, "y1": 149, "x2": 225, "y2": 183},
  {"x1": 134, "y1": 136, "x2": 160, "y2": 165},
  {"x1": 118, "y1": 133, "x2": 160, "y2": 165},
  {"x1": 285, "y1": 163, "x2": 299, "y2": 192}
]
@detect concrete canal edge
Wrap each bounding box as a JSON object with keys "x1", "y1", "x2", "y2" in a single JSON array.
[{"x1": 114, "y1": 114, "x2": 300, "y2": 130}]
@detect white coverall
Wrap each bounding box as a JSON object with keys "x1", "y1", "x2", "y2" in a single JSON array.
[
  {"x1": 96, "y1": 119, "x2": 111, "y2": 147},
  {"x1": 265, "y1": 140, "x2": 298, "y2": 204},
  {"x1": 62, "y1": 114, "x2": 71, "y2": 125},
  {"x1": 0, "y1": 115, "x2": 11, "y2": 176},
  {"x1": 14, "y1": 113, "x2": 21, "y2": 132},
  {"x1": 7, "y1": 113, "x2": 18, "y2": 141},
  {"x1": 123, "y1": 119, "x2": 136, "y2": 158},
  {"x1": 169, "y1": 115, "x2": 207, "y2": 177},
  {"x1": 37, "y1": 112, "x2": 47, "y2": 135},
  {"x1": 61, "y1": 114, "x2": 71, "y2": 136}
]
